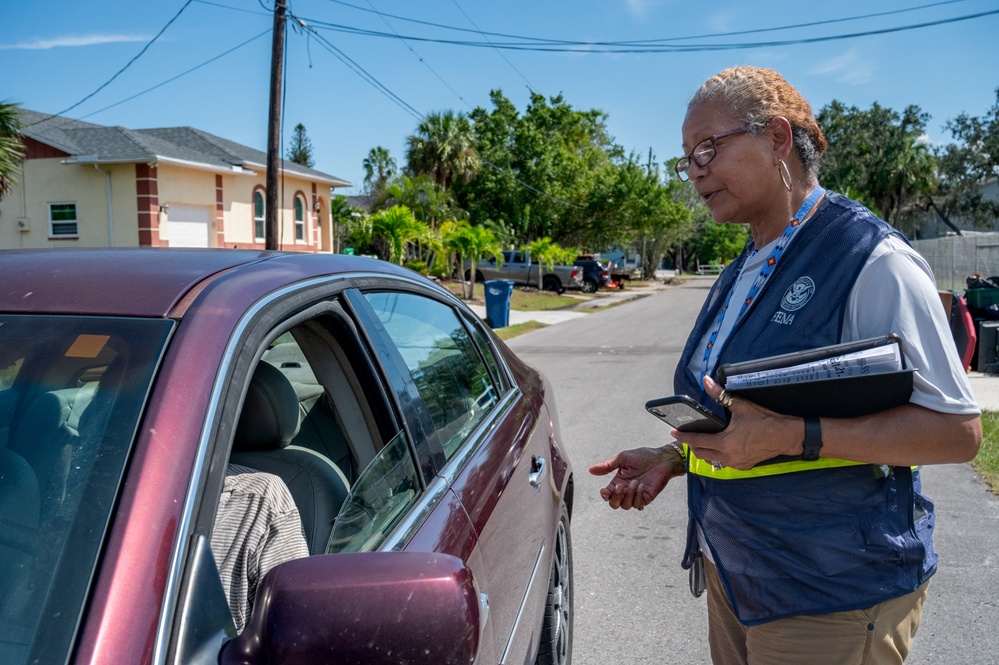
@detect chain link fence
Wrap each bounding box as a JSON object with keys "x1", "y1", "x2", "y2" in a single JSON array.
[{"x1": 910, "y1": 233, "x2": 999, "y2": 292}]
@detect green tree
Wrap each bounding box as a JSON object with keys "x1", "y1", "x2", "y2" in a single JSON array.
[
  {"x1": 936, "y1": 89, "x2": 999, "y2": 229},
  {"x1": 817, "y1": 101, "x2": 936, "y2": 225},
  {"x1": 457, "y1": 90, "x2": 622, "y2": 248},
  {"x1": 363, "y1": 146, "x2": 397, "y2": 196},
  {"x1": 370, "y1": 205, "x2": 426, "y2": 265},
  {"x1": 693, "y1": 221, "x2": 750, "y2": 267},
  {"x1": 406, "y1": 111, "x2": 481, "y2": 191},
  {"x1": 286, "y1": 123, "x2": 315, "y2": 168},
  {"x1": 525, "y1": 237, "x2": 566, "y2": 289},
  {"x1": 379, "y1": 173, "x2": 462, "y2": 231},
  {"x1": 0, "y1": 101, "x2": 25, "y2": 200},
  {"x1": 329, "y1": 195, "x2": 363, "y2": 254},
  {"x1": 444, "y1": 222, "x2": 502, "y2": 298}
]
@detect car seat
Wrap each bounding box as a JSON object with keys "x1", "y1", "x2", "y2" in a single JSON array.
[{"x1": 229, "y1": 361, "x2": 350, "y2": 555}]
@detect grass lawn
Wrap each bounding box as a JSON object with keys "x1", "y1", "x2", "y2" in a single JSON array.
[
  {"x1": 493, "y1": 321, "x2": 549, "y2": 340},
  {"x1": 442, "y1": 280, "x2": 581, "y2": 312},
  {"x1": 973, "y1": 410, "x2": 999, "y2": 494}
]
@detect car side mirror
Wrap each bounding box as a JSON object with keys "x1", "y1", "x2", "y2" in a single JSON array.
[{"x1": 219, "y1": 551, "x2": 481, "y2": 665}]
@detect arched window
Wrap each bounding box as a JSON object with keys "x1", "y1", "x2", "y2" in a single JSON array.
[
  {"x1": 253, "y1": 190, "x2": 265, "y2": 241},
  {"x1": 294, "y1": 196, "x2": 306, "y2": 242}
]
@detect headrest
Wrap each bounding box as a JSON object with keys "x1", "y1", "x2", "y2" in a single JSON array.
[{"x1": 233, "y1": 361, "x2": 301, "y2": 451}]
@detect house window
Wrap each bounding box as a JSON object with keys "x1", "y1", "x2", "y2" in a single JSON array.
[
  {"x1": 253, "y1": 190, "x2": 265, "y2": 241},
  {"x1": 294, "y1": 196, "x2": 306, "y2": 242},
  {"x1": 49, "y1": 203, "x2": 79, "y2": 238}
]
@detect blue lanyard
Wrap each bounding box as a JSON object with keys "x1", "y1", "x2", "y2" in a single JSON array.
[{"x1": 701, "y1": 186, "x2": 825, "y2": 379}]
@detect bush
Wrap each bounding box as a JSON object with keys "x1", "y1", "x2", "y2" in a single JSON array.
[{"x1": 403, "y1": 259, "x2": 428, "y2": 275}]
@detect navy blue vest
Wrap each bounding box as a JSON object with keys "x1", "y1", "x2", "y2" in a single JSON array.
[{"x1": 673, "y1": 193, "x2": 935, "y2": 625}]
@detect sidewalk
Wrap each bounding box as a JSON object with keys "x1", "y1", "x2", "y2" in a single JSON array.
[
  {"x1": 967, "y1": 371, "x2": 999, "y2": 411},
  {"x1": 467, "y1": 279, "x2": 669, "y2": 326}
]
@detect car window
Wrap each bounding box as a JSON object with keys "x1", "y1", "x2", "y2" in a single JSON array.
[
  {"x1": 327, "y1": 430, "x2": 420, "y2": 553},
  {"x1": 462, "y1": 312, "x2": 506, "y2": 393},
  {"x1": 0, "y1": 315, "x2": 173, "y2": 665},
  {"x1": 363, "y1": 292, "x2": 499, "y2": 460}
]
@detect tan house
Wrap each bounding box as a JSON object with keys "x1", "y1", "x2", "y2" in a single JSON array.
[{"x1": 1, "y1": 109, "x2": 350, "y2": 251}]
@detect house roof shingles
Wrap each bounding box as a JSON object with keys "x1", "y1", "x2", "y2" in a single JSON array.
[{"x1": 19, "y1": 109, "x2": 349, "y2": 187}]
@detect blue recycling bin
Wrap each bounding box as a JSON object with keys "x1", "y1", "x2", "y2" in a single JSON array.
[{"x1": 484, "y1": 279, "x2": 514, "y2": 328}]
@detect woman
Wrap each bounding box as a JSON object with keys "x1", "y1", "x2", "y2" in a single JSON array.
[{"x1": 590, "y1": 66, "x2": 981, "y2": 665}]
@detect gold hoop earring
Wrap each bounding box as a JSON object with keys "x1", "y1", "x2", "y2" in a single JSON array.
[{"x1": 779, "y1": 160, "x2": 793, "y2": 192}]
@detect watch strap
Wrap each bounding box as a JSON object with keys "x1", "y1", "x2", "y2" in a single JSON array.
[{"x1": 801, "y1": 417, "x2": 822, "y2": 461}]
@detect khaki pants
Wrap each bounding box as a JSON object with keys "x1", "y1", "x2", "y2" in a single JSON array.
[{"x1": 705, "y1": 559, "x2": 929, "y2": 665}]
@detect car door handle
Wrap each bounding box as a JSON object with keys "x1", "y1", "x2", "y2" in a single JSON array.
[{"x1": 529, "y1": 456, "x2": 546, "y2": 488}]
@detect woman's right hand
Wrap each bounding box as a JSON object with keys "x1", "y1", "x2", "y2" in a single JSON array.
[{"x1": 588, "y1": 446, "x2": 683, "y2": 510}]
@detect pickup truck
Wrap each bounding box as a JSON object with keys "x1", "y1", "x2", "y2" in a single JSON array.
[{"x1": 464, "y1": 250, "x2": 582, "y2": 293}]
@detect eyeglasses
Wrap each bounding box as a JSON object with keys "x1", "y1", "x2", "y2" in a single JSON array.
[{"x1": 675, "y1": 127, "x2": 749, "y2": 182}]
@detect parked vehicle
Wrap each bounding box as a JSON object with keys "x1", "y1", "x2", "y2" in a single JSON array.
[
  {"x1": 465, "y1": 250, "x2": 582, "y2": 293},
  {"x1": 573, "y1": 258, "x2": 611, "y2": 293},
  {"x1": 607, "y1": 256, "x2": 643, "y2": 285},
  {"x1": 0, "y1": 249, "x2": 573, "y2": 665}
]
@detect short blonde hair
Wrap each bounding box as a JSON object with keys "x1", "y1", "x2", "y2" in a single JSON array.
[{"x1": 689, "y1": 66, "x2": 827, "y2": 178}]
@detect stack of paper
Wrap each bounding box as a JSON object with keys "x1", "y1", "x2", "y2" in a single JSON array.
[
  {"x1": 724, "y1": 343, "x2": 903, "y2": 390},
  {"x1": 717, "y1": 334, "x2": 915, "y2": 420}
]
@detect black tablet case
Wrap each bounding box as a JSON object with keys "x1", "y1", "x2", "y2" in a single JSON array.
[{"x1": 716, "y1": 334, "x2": 915, "y2": 419}]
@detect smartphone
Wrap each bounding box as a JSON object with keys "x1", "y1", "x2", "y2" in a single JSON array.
[{"x1": 645, "y1": 395, "x2": 727, "y2": 433}]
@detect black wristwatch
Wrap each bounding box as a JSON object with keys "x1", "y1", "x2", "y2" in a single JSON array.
[{"x1": 801, "y1": 417, "x2": 822, "y2": 461}]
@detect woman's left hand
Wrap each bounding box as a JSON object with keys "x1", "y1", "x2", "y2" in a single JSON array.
[{"x1": 676, "y1": 376, "x2": 801, "y2": 470}]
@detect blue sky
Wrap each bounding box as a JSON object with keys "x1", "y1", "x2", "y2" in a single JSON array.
[{"x1": 3, "y1": 0, "x2": 998, "y2": 194}]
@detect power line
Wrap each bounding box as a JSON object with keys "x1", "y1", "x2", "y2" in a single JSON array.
[
  {"x1": 362, "y1": 0, "x2": 474, "y2": 111},
  {"x1": 28, "y1": 0, "x2": 196, "y2": 126},
  {"x1": 291, "y1": 13, "x2": 585, "y2": 210},
  {"x1": 448, "y1": 0, "x2": 535, "y2": 93},
  {"x1": 77, "y1": 30, "x2": 270, "y2": 121},
  {"x1": 290, "y1": 14, "x2": 423, "y2": 120},
  {"x1": 299, "y1": 7, "x2": 999, "y2": 54},
  {"x1": 316, "y1": 0, "x2": 979, "y2": 47}
]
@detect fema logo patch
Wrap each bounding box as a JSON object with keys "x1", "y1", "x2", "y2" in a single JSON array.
[{"x1": 781, "y1": 277, "x2": 815, "y2": 311}]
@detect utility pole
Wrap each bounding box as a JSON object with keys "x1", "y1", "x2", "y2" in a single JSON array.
[{"x1": 265, "y1": 0, "x2": 287, "y2": 250}]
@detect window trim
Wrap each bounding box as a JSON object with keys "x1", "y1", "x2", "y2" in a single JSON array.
[
  {"x1": 252, "y1": 189, "x2": 266, "y2": 241},
  {"x1": 48, "y1": 201, "x2": 80, "y2": 239},
  {"x1": 294, "y1": 195, "x2": 306, "y2": 243}
]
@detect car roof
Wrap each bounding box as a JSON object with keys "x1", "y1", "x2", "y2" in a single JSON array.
[{"x1": 0, "y1": 249, "x2": 415, "y2": 318}]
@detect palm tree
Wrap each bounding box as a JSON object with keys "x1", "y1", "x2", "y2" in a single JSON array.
[
  {"x1": 370, "y1": 205, "x2": 426, "y2": 265},
  {"x1": 405, "y1": 111, "x2": 481, "y2": 192},
  {"x1": 363, "y1": 146, "x2": 397, "y2": 196},
  {"x1": 329, "y1": 195, "x2": 363, "y2": 254},
  {"x1": 448, "y1": 224, "x2": 502, "y2": 299},
  {"x1": 0, "y1": 101, "x2": 25, "y2": 201},
  {"x1": 525, "y1": 237, "x2": 565, "y2": 289}
]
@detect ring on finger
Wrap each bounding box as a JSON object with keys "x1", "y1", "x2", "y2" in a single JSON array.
[{"x1": 717, "y1": 389, "x2": 734, "y2": 408}]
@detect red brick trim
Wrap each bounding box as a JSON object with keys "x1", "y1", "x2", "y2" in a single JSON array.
[
  {"x1": 215, "y1": 174, "x2": 225, "y2": 248},
  {"x1": 135, "y1": 164, "x2": 161, "y2": 247}
]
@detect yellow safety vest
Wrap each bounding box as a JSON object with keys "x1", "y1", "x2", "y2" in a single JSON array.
[{"x1": 684, "y1": 444, "x2": 864, "y2": 480}]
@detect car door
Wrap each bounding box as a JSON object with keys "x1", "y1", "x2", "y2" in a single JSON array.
[
  {"x1": 352, "y1": 288, "x2": 555, "y2": 664},
  {"x1": 164, "y1": 282, "x2": 436, "y2": 664}
]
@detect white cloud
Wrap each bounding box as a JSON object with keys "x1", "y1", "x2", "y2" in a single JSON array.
[
  {"x1": 624, "y1": 0, "x2": 653, "y2": 19},
  {"x1": 0, "y1": 34, "x2": 150, "y2": 50},
  {"x1": 708, "y1": 10, "x2": 738, "y2": 33},
  {"x1": 809, "y1": 49, "x2": 874, "y2": 86}
]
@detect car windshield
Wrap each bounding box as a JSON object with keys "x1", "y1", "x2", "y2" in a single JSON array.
[{"x1": 0, "y1": 315, "x2": 173, "y2": 665}]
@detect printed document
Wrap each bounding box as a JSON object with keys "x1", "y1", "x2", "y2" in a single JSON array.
[{"x1": 723, "y1": 343, "x2": 903, "y2": 390}]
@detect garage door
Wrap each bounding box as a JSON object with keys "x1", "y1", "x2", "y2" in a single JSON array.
[{"x1": 166, "y1": 204, "x2": 210, "y2": 248}]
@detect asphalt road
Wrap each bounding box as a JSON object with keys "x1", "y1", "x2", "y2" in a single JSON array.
[{"x1": 506, "y1": 278, "x2": 999, "y2": 665}]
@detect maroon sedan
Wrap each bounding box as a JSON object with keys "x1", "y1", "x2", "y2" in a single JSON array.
[{"x1": 0, "y1": 249, "x2": 573, "y2": 665}]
